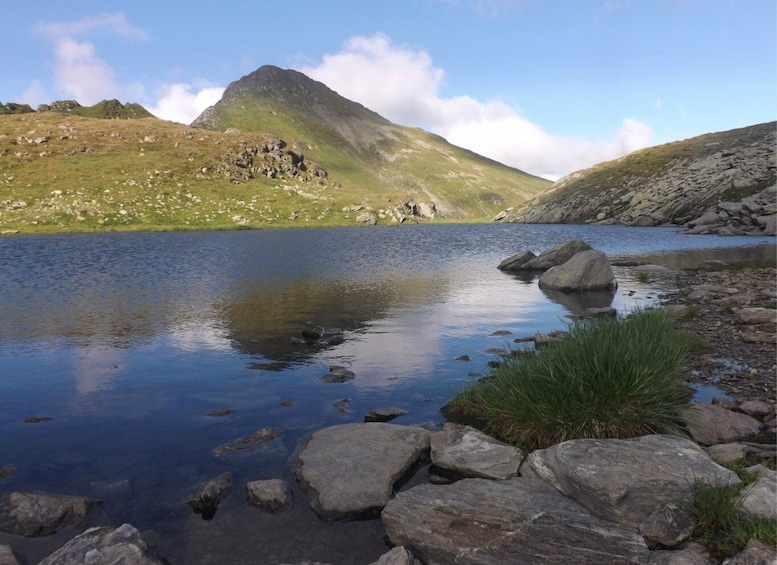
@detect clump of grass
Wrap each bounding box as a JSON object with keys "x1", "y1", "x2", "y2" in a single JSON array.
[
  {"x1": 635, "y1": 270, "x2": 651, "y2": 283},
  {"x1": 446, "y1": 309, "x2": 692, "y2": 451},
  {"x1": 689, "y1": 478, "x2": 777, "y2": 559}
]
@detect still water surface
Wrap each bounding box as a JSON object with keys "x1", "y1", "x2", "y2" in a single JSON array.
[{"x1": 0, "y1": 224, "x2": 773, "y2": 564}]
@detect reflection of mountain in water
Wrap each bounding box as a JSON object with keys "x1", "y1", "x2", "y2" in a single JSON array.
[{"x1": 221, "y1": 274, "x2": 451, "y2": 369}]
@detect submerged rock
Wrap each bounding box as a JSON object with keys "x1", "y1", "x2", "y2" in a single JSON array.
[
  {"x1": 211, "y1": 427, "x2": 283, "y2": 456},
  {"x1": 0, "y1": 491, "x2": 102, "y2": 537},
  {"x1": 186, "y1": 472, "x2": 232, "y2": 520}
]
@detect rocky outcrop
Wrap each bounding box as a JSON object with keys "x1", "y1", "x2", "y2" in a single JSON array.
[
  {"x1": 346, "y1": 200, "x2": 441, "y2": 225},
  {"x1": 0, "y1": 491, "x2": 102, "y2": 537},
  {"x1": 682, "y1": 185, "x2": 776, "y2": 236},
  {"x1": 210, "y1": 136, "x2": 328, "y2": 184},
  {"x1": 37, "y1": 523, "x2": 165, "y2": 565},
  {"x1": 382, "y1": 477, "x2": 651, "y2": 565},
  {"x1": 498, "y1": 122, "x2": 776, "y2": 230},
  {"x1": 289, "y1": 423, "x2": 431, "y2": 521},
  {"x1": 538, "y1": 249, "x2": 618, "y2": 291}
]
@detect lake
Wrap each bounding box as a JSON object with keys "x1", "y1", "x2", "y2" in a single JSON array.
[{"x1": 0, "y1": 223, "x2": 773, "y2": 564}]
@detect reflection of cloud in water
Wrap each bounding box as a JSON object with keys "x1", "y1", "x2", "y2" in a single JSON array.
[
  {"x1": 318, "y1": 274, "x2": 568, "y2": 389},
  {"x1": 167, "y1": 319, "x2": 232, "y2": 353},
  {"x1": 73, "y1": 346, "x2": 127, "y2": 394}
]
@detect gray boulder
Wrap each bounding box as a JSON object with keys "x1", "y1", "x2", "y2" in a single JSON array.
[
  {"x1": 524, "y1": 239, "x2": 592, "y2": 270},
  {"x1": 733, "y1": 307, "x2": 776, "y2": 325},
  {"x1": 381, "y1": 477, "x2": 649, "y2": 565},
  {"x1": 736, "y1": 466, "x2": 777, "y2": 520},
  {"x1": 290, "y1": 423, "x2": 430, "y2": 521},
  {"x1": 538, "y1": 249, "x2": 618, "y2": 291},
  {"x1": 38, "y1": 523, "x2": 165, "y2": 565},
  {"x1": 524, "y1": 434, "x2": 740, "y2": 531},
  {"x1": 639, "y1": 503, "x2": 695, "y2": 547},
  {"x1": 0, "y1": 491, "x2": 102, "y2": 537},
  {"x1": 648, "y1": 546, "x2": 712, "y2": 565},
  {"x1": 430, "y1": 423, "x2": 522, "y2": 480},
  {"x1": 682, "y1": 403, "x2": 761, "y2": 446},
  {"x1": 496, "y1": 250, "x2": 536, "y2": 271}
]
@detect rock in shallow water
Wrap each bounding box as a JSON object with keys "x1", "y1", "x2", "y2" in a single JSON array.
[
  {"x1": 0, "y1": 491, "x2": 102, "y2": 537},
  {"x1": 289, "y1": 423, "x2": 430, "y2": 521}
]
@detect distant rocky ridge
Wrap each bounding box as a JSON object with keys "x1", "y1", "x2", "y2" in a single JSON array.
[
  {"x1": 0, "y1": 99, "x2": 152, "y2": 119},
  {"x1": 497, "y1": 122, "x2": 776, "y2": 235}
]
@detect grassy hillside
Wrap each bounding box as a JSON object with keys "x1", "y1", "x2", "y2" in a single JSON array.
[{"x1": 0, "y1": 112, "x2": 357, "y2": 232}]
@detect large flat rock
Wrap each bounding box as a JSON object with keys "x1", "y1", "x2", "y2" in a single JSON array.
[
  {"x1": 524, "y1": 434, "x2": 741, "y2": 531},
  {"x1": 290, "y1": 423, "x2": 431, "y2": 521},
  {"x1": 382, "y1": 477, "x2": 649, "y2": 564},
  {"x1": 0, "y1": 491, "x2": 102, "y2": 537}
]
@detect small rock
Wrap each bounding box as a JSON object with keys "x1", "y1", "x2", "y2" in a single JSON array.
[
  {"x1": 22, "y1": 416, "x2": 52, "y2": 423},
  {"x1": 246, "y1": 479, "x2": 293, "y2": 513},
  {"x1": 639, "y1": 503, "x2": 695, "y2": 546},
  {"x1": 321, "y1": 366, "x2": 355, "y2": 383},
  {"x1": 186, "y1": 472, "x2": 232, "y2": 520},
  {"x1": 205, "y1": 408, "x2": 234, "y2": 417}
]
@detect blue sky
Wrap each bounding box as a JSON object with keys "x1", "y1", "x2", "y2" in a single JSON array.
[{"x1": 1, "y1": 0, "x2": 774, "y2": 180}]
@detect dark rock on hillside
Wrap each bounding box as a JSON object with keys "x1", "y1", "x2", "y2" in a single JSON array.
[{"x1": 0, "y1": 102, "x2": 34, "y2": 115}]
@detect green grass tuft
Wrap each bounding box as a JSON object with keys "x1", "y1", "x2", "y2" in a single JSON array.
[
  {"x1": 445, "y1": 309, "x2": 692, "y2": 451},
  {"x1": 689, "y1": 478, "x2": 777, "y2": 559}
]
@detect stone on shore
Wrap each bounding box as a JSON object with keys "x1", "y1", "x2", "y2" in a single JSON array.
[
  {"x1": 430, "y1": 423, "x2": 522, "y2": 480},
  {"x1": 523, "y1": 434, "x2": 740, "y2": 531},
  {"x1": 735, "y1": 466, "x2": 777, "y2": 520},
  {"x1": 681, "y1": 403, "x2": 761, "y2": 446},
  {"x1": 538, "y1": 249, "x2": 618, "y2": 291},
  {"x1": 37, "y1": 523, "x2": 165, "y2": 565},
  {"x1": 290, "y1": 423, "x2": 430, "y2": 521},
  {"x1": 524, "y1": 239, "x2": 593, "y2": 270},
  {"x1": 0, "y1": 491, "x2": 102, "y2": 537},
  {"x1": 381, "y1": 477, "x2": 649, "y2": 565},
  {"x1": 246, "y1": 479, "x2": 294, "y2": 513}
]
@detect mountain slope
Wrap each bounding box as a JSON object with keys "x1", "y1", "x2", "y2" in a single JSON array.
[
  {"x1": 192, "y1": 65, "x2": 550, "y2": 219},
  {"x1": 500, "y1": 122, "x2": 775, "y2": 227}
]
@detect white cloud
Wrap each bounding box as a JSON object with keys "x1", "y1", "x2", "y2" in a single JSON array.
[
  {"x1": 299, "y1": 34, "x2": 654, "y2": 180},
  {"x1": 148, "y1": 83, "x2": 225, "y2": 124},
  {"x1": 35, "y1": 12, "x2": 148, "y2": 105}
]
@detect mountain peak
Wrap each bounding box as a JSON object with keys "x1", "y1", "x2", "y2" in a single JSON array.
[{"x1": 216, "y1": 65, "x2": 388, "y2": 125}]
